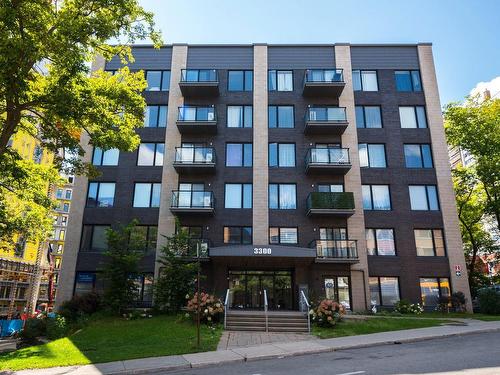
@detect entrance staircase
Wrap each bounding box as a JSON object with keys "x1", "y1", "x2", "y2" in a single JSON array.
[{"x1": 225, "y1": 310, "x2": 309, "y2": 333}]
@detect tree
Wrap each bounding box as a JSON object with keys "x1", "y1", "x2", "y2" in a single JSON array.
[
  {"x1": 445, "y1": 97, "x2": 500, "y2": 231},
  {"x1": 101, "y1": 220, "x2": 143, "y2": 314},
  {"x1": 154, "y1": 226, "x2": 198, "y2": 313},
  {"x1": 0, "y1": 0, "x2": 162, "y2": 248}
]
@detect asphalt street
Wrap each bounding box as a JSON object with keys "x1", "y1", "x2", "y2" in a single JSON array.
[{"x1": 163, "y1": 331, "x2": 500, "y2": 375}]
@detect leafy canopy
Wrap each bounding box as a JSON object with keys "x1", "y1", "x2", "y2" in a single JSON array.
[{"x1": 0, "y1": 0, "x2": 162, "y2": 247}]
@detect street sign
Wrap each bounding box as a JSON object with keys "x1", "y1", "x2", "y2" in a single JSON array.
[
  {"x1": 456, "y1": 270, "x2": 462, "y2": 277},
  {"x1": 454, "y1": 265, "x2": 462, "y2": 272}
]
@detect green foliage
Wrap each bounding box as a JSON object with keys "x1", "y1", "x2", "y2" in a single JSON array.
[
  {"x1": 394, "y1": 299, "x2": 423, "y2": 314},
  {"x1": 0, "y1": 0, "x2": 162, "y2": 246},
  {"x1": 185, "y1": 292, "x2": 224, "y2": 324},
  {"x1": 101, "y1": 221, "x2": 144, "y2": 314},
  {"x1": 19, "y1": 318, "x2": 47, "y2": 346},
  {"x1": 451, "y1": 291, "x2": 467, "y2": 312},
  {"x1": 58, "y1": 292, "x2": 101, "y2": 323},
  {"x1": 45, "y1": 316, "x2": 68, "y2": 340},
  {"x1": 154, "y1": 226, "x2": 198, "y2": 312},
  {"x1": 308, "y1": 192, "x2": 354, "y2": 210},
  {"x1": 310, "y1": 299, "x2": 346, "y2": 327},
  {"x1": 478, "y1": 288, "x2": 500, "y2": 315}
]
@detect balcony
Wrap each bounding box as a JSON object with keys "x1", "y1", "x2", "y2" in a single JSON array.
[
  {"x1": 310, "y1": 240, "x2": 359, "y2": 263},
  {"x1": 174, "y1": 239, "x2": 210, "y2": 260},
  {"x1": 305, "y1": 148, "x2": 351, "y2": 174},
  {"x1": 304, "y1": 107, "x2": 348, "y2": 135},
  {"x1": 170, "y1": 190, "x2": 215, "y2": 214},
  {"x1": 176, "y1": 106, "x2": 217, "y2": 134},
  {"x1": 173, "y1": 147, "x2": 216, "y2": 173},
  {"x1": 306, "y1": 192, "x2": 355, "y2": 217},
  {"x1": 179, "y1": 69, "x2": 219, "y2": 97},
  {"x1": 303, "y1": 69, "x2": 345, "y2": 97}
]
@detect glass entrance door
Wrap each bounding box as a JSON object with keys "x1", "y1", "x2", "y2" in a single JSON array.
[{"x1": 228, "y1": 270, "x2": 293, "y2": 310}]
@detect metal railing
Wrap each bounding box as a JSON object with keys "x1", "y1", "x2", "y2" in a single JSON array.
[
  {"x1": 174, "y1": 147, "x2": 216, "y2": 164},
  {"x1": 300, "y1": 290, "x2": 311, "y2": 334},
  {"x1": 310, "y1": 239, "x2": 358, "y2": 259},
  {"x1": 224, "y1": 289, "x2": 230, "y2": 329},
  {"x1": 305, "y1": 69, "x2": 344, "y2": 83},
  {"x1": 177, "y1": 106, "x2": 216, "y2": 122},
  {"x1": 305, "y1": 107, "x2": 347, "y2": 122},
  {"x1": 263, "y1": 289, "x2": 269, "y2": 333},
  {"x1": 306, "y1": 192, "x2": 355, "y2": 211},
  {"x1": 180, "y1": 69, "x2": 218, "y2": 82},
  {"x1": 305, "y1": 148, "x2": 350, "y2": 165},
  {"x1": 171, "y1": 191, "x2": 215, "y2": 209}
]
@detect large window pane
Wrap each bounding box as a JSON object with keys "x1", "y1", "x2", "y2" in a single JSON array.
[
  {"x1": 280, "y1": 228, "x2": 297, "y2": 244},
  {"x1": 146, "y1": 71, "x2": 161, "y2": 91},
  {"x1": 269, "y1": 184, "x2": 278, "y2": 209},
  {"x1": 355, "y1": 106, "x2": 365, "y2": 128},
  {"x1": 227, "y1": 106, "x2": 243, "y2": 128},
  {"x1": 155, "y1": 144, "x2": 164, "y2": 166},
  {"x1": 371, "y1": 185, "x2": 391, "y2": 210},
  {"x1": 416, "y1": 107, "x2": 427, "y2": 128},
  {"x1": 268, "y1": 70, "x2": 277, "y2": 91},
  {"x1": 133, "y1": 183, "x2": 152, "y2": 207},
  {"x1": 101, "y1": 149, "x2": 119, "y2": 166},
  {"x1": 433, "y1": 229, "x2": 446, "y2": 256},
  {"x1": 228, "y1": 71, "x2": 243, "y2": 91},
  {"x1": 269, "y1": 143, "x2": 277, "y2": 167},
  {"x1": 243, "y1": 184, "x2": 252, "y2": 208},
  {"x1": 243, "y1": 144, "x2": 253, "y2": 167},
  {"x1": 242, "y1": 227, "x2": 252, "y2": 244},
  {"x1": 362, "y1": 185, "x2": 372, "y2": 209},
  {"x1": 368, "y1": 145, "x2": 386, "y2": 167},
  {"x1": 98, "y1": 183, "x2": 115, "y2": 207},
  {"x1": 145, "y1": 106, "x2": 158, "y2": 127},
  {"x1": 359, "y1": 144, "x2": 368, "y2": 167},
  {"x1": 395, "y1": 71, "x2": 412, "y2": 91},
  {"x1": 151, "y1": 183, "x2": 161, "y2": 207},
  {"x1": 92, "y1": 148, "x2": 103, "y2": 165},
  {"x1": 399, "y1": 107, "x2": 417, "y2": 128},
  {"x1": 268, "y1": 106, "x2": 277, "y2": 128},
  {"x1": 277, "y1": 71, "x2": 293, "y2": 91},
  {"x1": 352, "y1": 70, "x2": 362, "y2": 91},
  {"x1": 415, "y1": 229, "x2": 434, "y2": 256},
  {"x1": 87, "y1": 183, "x2": 98, "y2": 207},
  {"x1": 226, "y1": 144, "x2": 243, "y2": 166},
  {"x1": 91, "y1": 226, "x2": 109, "y2": 251},
  {"x1": 244, "y1": 71, "x2": 253, "y2": 91},
  {"x1": 380, "y1": 277, "x2": 400, "y2": 306},
  {"x1": 404, "y1": 145, "x2": 422, "y2": 168},
  {"x1": 409, "y1": 186, "x2": 428, "y2": 210},
  {"x1": 421, "y1": 145, "x2": 433, "y2": 168},
  {"x1": 279, "y1": 184, "x2": 296, "y2": 209},
  {"x1": 278, "y1": 144, "x2": 295, "y2": 167},
  {"x1": 365, "y1": 106, "x2": 382, "y2": 128},
  {"x1": 244, "y1": 106, "x2": 253, "y2": 128},
  {"x1": 225, "y1": 184, "x2": 242, "y2": 208},
  {"x1": 427, "y1": 186, "x2": 439, "y2": 210},
  {"x1": 411, "y1": 71, "x2": 422, "y2": 91},
  {"x1": 161, "y1": 71, "x2": 171, "y2": 91},
  {"x1": 420, "y1": 278, "x2": 440, "y2": 306},
  {"x1": 376, "y1": 229, "x2": 395, "y2": 256},
  {"x1": 362, "y1": 71, "x2": 378, "y2": 91},
  {"x1": 369, "y1": 277, "x2": 380, "y2": 306},
  {"x1": 278, "y1": 106, "x2": 294, "y2": 128},
  {"x1": 366, "y1": 229, "x2": 376, "y2": 255},
  {"x1": 138, "y1": 143, "x2": 155, "y2": 166}
]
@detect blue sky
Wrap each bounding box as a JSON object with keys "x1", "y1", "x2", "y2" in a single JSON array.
[{"x1": 139, "y1": 0, "x2": 499, "y2": 104}]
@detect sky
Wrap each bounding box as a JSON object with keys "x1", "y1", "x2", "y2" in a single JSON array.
[{"x1": 138, "y1": 0, "x2": 500, "y2": 104}]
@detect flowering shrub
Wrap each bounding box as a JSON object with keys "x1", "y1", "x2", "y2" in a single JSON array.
[
  {"x1": 310, "y1": 299, "x2": 346, "y2": 327},
  {"x1": 186, "y1": 292, "x2": 224, "y2": 324},
  {"x1": 394, "y1": 299, "x2": 424, "y2": 314}
]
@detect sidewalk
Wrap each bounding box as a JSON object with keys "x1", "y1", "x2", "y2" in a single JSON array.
[{"x1": 9, "y1": 319, "x2": 500, "y2": 375}]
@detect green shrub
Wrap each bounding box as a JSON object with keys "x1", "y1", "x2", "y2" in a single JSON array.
[
  {"x1": 451, "y1": 291, "x2": 467, "y2": 312},
  {"x1": 46, "y1": 316, "x2": 68, "y2": 340},
  {"x1": 310, "y1": 299, "x2": 346, "y2": 327},
  {"x1": 394, "y1": 299, "x2": 423, "y2": 314},
  {"x1": 18, "y1": 318, "x2": 46, "y2": 346},
  {"x1": 478, "y1": 288, "x2": 500, "y2": 314},
  {"x1": 58, "y1": 292, "x2": 101, "y2": 322}
]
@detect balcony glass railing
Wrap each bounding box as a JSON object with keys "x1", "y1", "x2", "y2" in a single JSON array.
[
  {"x1": 307, "y1": 192, "x2": 355, "y2": 210},
  {"x1": 174, "y1": 147, "x2": 215, "y2": 164},
  {"x1": 306, "y1": 148, "x2": 350, "y2": 165},
  {"x1": 310, "y1": 240, "x2": 358, "y2": 259},
  {"x1": 306, "y1": 107, "x2": 347, "y2": 122},
  {"x1": 171, "y1": 190, "x2": 214, "y2": 209},
  {"x1": 181, "y1": 69, "x2": 218, "y2": 82},
  {"x1": 305, "y1": 69, "x2": 344, "y2": 83},
  {"x1": 177, "y1": 106, "x2": 216, "y2": 122},
  {"x1": 186, "y1": 239, "x2": 210, "y2": 257}
]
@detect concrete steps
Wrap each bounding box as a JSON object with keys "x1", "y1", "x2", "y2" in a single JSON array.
[{"x1": 225, "y1": 311, "x2": 309, "y2": 332}]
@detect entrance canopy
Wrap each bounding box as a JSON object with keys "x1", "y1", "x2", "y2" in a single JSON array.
[{"x1": 209, "y1": 245, "x2": 316, "y2": 258}]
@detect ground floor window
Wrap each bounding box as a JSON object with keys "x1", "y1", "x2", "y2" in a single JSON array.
[
  {"x1": 420, "y1": 277, "x2": 450, "y2": 306},
  {"x1": 323, "y1": 277, "x2": 350, "y2": 310},
  {"x1": 369, "y1": 276, "x2": 400, "y2": 307}
]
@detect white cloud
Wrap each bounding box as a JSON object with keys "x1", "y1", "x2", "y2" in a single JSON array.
[{"x1": 470, "y1": 76, "x2": 500, "y2": 99}]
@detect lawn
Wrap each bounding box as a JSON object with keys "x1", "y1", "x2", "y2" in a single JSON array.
[
  {"x1": 375, "y1": 312, "x2": 500, "y2": 321},
  {"x1": 312, "y1": 317, "x2": 452, "y2": 339},
  {"x1": 0, "y1": 315, "x2": 222, "y2": 371}
]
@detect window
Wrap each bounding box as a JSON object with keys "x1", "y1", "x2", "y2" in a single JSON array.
[
  {"x1": 420, "y1": 277, "x2": 450, "y2": 306},
  {"x1": 226, "y1": 143, "x2": 252, "y2": 167},
  {"x1": 33, "y1": 145, "x2": 43, "y2": 164},
  {"x1": 415, "y1": 229, "x2": 446, "y2": 256},
  {"x1": 81, "y1": 225, "x2": 110, "y2": 252},
  {"x1": 137, "y1": 143, "x2": 164, "y2": 166},
  {"x1": 224, "y1": 226, "x2": 252, "y2": 244},
  {"x1": 366, "y1": 229, "x2": 396, "y2": 256},
  {"x1": 409, "y1": 185, "x2": 439, "y2": 211},
  {"x1": 14, "y1": 237, "x2": 26, "y2": 257},
  {"x1": 133, "y1": 183, "x2": 161, "y2": 207},
  {"x1": 61, "y1": 216, "x2": 68, "y2": 226},
  {"x1": 129, "y1": 226, "x2": 158, "y2": 252},
  {"x1": 318, "y1": 184, "x2": 344, "y2": 193},
  {"x1": 268, "y1": 106, "x2": 294, "y2": 128},
  {"x1": 369, "y1": 277, "x2": 400, "y2": 306},
  {"x1": 62, "y1": 202, "x2": 70, "y2": 212},
  {"x1": 269, "y1": 227, "x2": 298, "y2": 244},
  {"x1": 362, "y1": 185, "x2": 391, "y2": 210},
  {"x1": 399, "y1": 106, "x2": 427, "y2": 128},
  {"x1": 86, "y1": 182, "x2": 115, "y2": 207},
  {"x1": 227, "y1": 105, "x2": 253, "y2": 128},
  {"x1": 145, "y1": 106, "x2": 168, "y2": 127},
  {"x1": 352, "y1": 70, "x2": 378, "y2": 91},
  {"x1": 225, "y1": 183, "x2": 252, "y2": 209},
  {"x1": 269, "y1": 184, "x2": 296, "y2": 209},
  {"x1": 145, "y1": 70, "x2": 170, "y2": 91},
  {"x1": 92, "y1": 148, "x2": 119, "y2": 166},
  {"x1": 268, "y1": 70, "x2": 293, "y2": 91},
  {"x1": 269, "y1": 143, "x2": 295, "y2": 167},
  {"x1": 74, "y1": 272, "x2": 97, "y2": 295},
  {"x1": 65, "y1": 189, "x2": 72, "y2": 200},
  {"x1": 404, "y1": 144, "x2": 433, "y2": 168},
  {"x1": 228, "y1": 70, "x2": 253, "y2": 91},
  {"x1": 324, "y1": 277, "x2": 351, "y2": 309},
  {"x1": 395, "y1": 70, "x2": 422, "y2": 92},
  {"x1": 56, "y1": 189, "x2": 63, "y2": 199},
  {"x1": 359, "y1": 144, "x2": 386, "y2": 168},
  {"x1": 356, "y1": 106, "x2": 382, "y2": 128}
]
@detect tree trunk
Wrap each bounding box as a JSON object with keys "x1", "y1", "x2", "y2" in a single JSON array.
[{"x1": 0, "y1": 106, "x2": 21, "y2": 156}]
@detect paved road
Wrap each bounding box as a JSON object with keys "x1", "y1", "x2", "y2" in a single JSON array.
[{"x1": 164, "y1": 331, "x2": 500, "y2": 375}]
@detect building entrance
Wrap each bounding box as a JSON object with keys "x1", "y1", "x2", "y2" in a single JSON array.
[{"x1": 228, "y1": 270, "x2": 293, "y2": 310}]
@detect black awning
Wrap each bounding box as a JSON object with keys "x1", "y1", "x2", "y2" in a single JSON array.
[{"x1": 209, "y1": 245, "x2": 316, "y2": 258}]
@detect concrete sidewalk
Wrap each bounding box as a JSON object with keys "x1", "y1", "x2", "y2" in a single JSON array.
[{"x1": 9, "y1": 319, "x2": 500, "y2": 375}]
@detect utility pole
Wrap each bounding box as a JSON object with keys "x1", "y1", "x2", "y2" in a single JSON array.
[{"x1": 196, "y1": 241, "x2": 201, "y2": 348}]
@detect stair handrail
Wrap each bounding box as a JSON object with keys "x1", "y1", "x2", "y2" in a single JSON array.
[
  {"x1": 224, "y1": 288, "x2": 230, "y2": 329},
  {"x1": 300, "y1": 290, "x2": 311, "y2": 334},
  {"x1": 263, "y1": 289, "x2": 269, "y2": 332}
]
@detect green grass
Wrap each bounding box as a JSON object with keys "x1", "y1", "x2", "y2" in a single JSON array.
[
  {"x1": 375, "y1": 312, "x2": 500, "y2": 321},
  {"x1": 312, "y1": 317, "x2": 452, "y2": 339},
  {"x1": 0, "y1": 315, "x2": 222, "y2": 371}
]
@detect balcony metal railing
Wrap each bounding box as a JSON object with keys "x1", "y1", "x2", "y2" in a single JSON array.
[
  {"x1": 180, "y1": 69, "x2": 218, "y2": 83},
  {"x1": 174, "y1": 147, "x2": 216, "y2": 164},
  {"x1": 305, "y1": 148, "x2": 350, "y2": 165},
  {"x1": 310, "y1": 240, "x2": 358, "y2": 259},
  {"x1": 306, "y1": 192, "x2": 355, "y2": 211},
  {"x1": 305, "y1": 107, "x2": 347, "y2": 122},
  {"x1": 305, "y1": 69, "x2": 344, "y2": 83},
  {"x1": 171, "y1": 190, "x2": 215, "y2": 209},
  {"x1": 177, "y1": 106, "x2": 216, "y2": 122}
]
